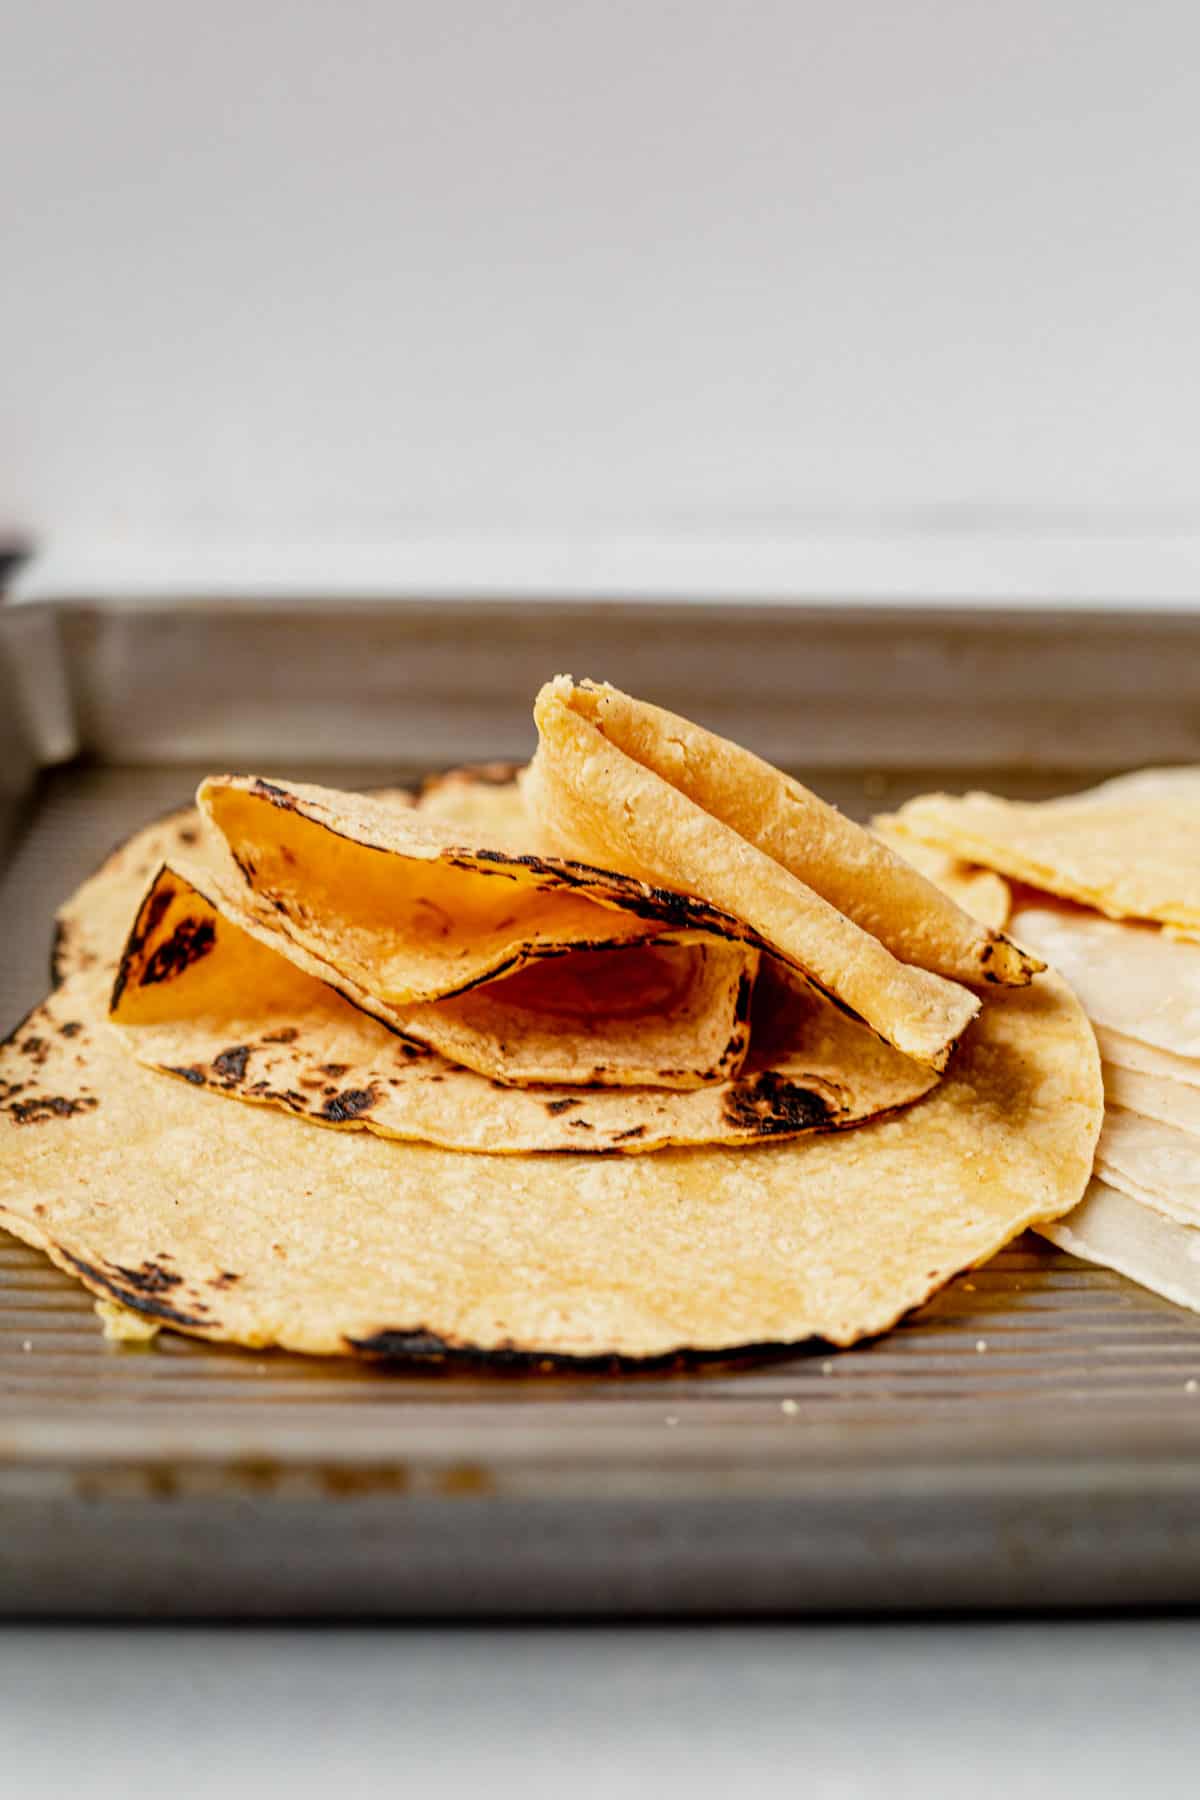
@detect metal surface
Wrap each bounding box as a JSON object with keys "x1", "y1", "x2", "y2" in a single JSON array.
[
  {"x1": 2, "y1": 600, "x2": 1200, "y2": 1617},
  {"x1": 30, "y1": 597, "x2": 1200, "y2": 769}
]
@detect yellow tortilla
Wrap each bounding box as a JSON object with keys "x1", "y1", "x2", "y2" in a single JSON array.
[
  {"x1": 2, "y1": 952, "x2": 1100, "y2": 1358},
  {"x1": 887, "y1": 767, "x2": 1200, "y2": 932},
  {"x1": 198, "y1": 776, "x2": 760, "y2": 1089},
  {"x1": 426, "y1": 770, "x2": 1017, "y2": 938},
  {"x1": 870, "y1": 822, "x2": 1011, "y2": 932},
  {"x1": 110, "y1": 863, "x2": 933, "y2": 1152},
  {"x1": 534, "y1": 677, "x2": 1033, "y2": 982},
  {"x1": 526, "y1": 679, "x2": 987, "y2": 1070}
]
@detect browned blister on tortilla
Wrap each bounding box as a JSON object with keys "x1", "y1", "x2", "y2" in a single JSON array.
[
  {"x1": 525, "y1": 679, "x2": 996, "y2": 1070},
  {"x1": 109, "y1": 864, "x2": 935, "y2": 1153}
]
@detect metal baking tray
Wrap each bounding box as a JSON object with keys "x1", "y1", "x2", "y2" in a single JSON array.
[{"x1": 3, "y1": 597, "x2": 1200, "y2": 1618}]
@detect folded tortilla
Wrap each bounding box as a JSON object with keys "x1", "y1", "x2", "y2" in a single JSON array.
[
  {"x1": 428, "y1": 771, "x2": 1018, "y2": 937},
  {"x1": 525, "y1": 679, "x2": 997, "y2": 1070},
  {"x1": 110, "y1": 862, "x2": 934, "y2": 1152},
  {"x1": 887, "y1": 767, "x2": 1200, "y2": 932},
  {"x1": 870, "y1": 822, "x2": 1012, "y2": 932},
  {"x1": 197, "y1": 775, "x2": 759, "y2": 1089},
  {"x1": 3, "y1": 927, "x2": 1101, "y2": 1359}
]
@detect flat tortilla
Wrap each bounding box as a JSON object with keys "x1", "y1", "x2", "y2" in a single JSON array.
[
  {"x1": 1038, "y1": 1179, "x2": 1200, "y2": 1317},
  {"x1": 110, "y1": 863, "x2": 933, "y2": 1152},
  {"x1": 526, "y1": 679, "x2": 985, "y2": 1070},
  {"x1": 1096, "y1": 1026, "x2": 1200, "y2": 1092},
  {"x1": 1096, "y1": 1108, "x2": 1200, "y2": 1228},
  {"x1": 888, "y1": 768, "x2": 1200, "y2": 932},
  {"x1": 1102, "y1": 1063, "x2": 1200, "y2": 1141},
  {"x1": 1, "y1": 955, "x2": 1101, "y2": 1358},
  {"x1": 1012, "y1": 904, "x2": 1200, "y2": 1060},
  {"x1": 199, "y1": 776, "x2": 760, "y2": 1089}
]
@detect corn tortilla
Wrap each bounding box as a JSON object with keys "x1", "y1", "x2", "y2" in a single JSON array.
[
  {"x1": 198, "y1": 775, "x2": 762, "y2": 1088},
  {"x1": 1, "y1": 939, "x2": 1100, "y2": 1356},
  {"x1": 1096, "y1": 1108, "x2": 1200, "y2": 1229},
  {"x1": 526, "y1": 680, "x2": 985, "y2": 1070},
  {"x1": 1012, "y1": 905, "x2": 1200, "y2": 1060},
  {"x1": 538, "y1": 677, "x2": 1033, "y2": 982},
  {"x1": 1102, "y1": 1063, "x2": 1200, "y2": 1141},
  {"x1": 870, "y1": 822, "x2": 1012, "y2": 932},
  {"x1": 110, "y1": 863, "x2": 933, "y2": 1152},
  {"x1": 1038, "y1": 1179, "x2": 1200, "y2": 1316},
  {"x1": 888, "y1": 768, "x2": 1200, "y2": 932}
]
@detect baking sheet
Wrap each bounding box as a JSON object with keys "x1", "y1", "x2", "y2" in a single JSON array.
[{"x1": 3, "y1": 601, "x2": 1200, "y2": 1617}]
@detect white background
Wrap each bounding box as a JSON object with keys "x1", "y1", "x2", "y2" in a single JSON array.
[{"x1": 5, "y1": 0, "x2": 1200, "y2": 598}]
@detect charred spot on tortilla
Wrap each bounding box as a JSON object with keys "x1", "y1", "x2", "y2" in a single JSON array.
[
  {"x1": 320, "y1": 1085, "x2": 379, "y2": 1122},
  {"x1": 4, "y1": 1093, "x2": 99, "y2": 1124},
  {"x1": 345, "y1": 1328, "x2": 796, "y2": 1372},
  {"x1": 59, "y1": 1250, "x2": 211, "y2": 1330},
  {"x1": 114, "y1": 1258, "x2": 183, "y2": 1295},
  {"x1": 59, "y1": 1021, "x2": 83, "y2": 1039},
  {"x1": 444, "y1": 854, "x2": 522, "y2": 882},
  {"x1": 140, "y1": 880, "x2": 177, "y2": 940},
  {"x1": 544, "y1": 1097, "x2": 576, "y2": 1115},
  {"x1": 252, "y1": 778, "x2": 297, "y2": 809},
  {"x1": 137, "y1": 916, "x2": 217, "y2": 990},
  {"x1": 723, "y1": 1073, "x2": 838, "y2": 1137},
  {"x1": 210, "y1": 1270, "x2": 241, "y2": 1288},
  {"x1": 262, "y1": 1026, "x2": 299, "y2": 1044},
  {"x1": 109, "y1": 868, "x2": 184, "y2": 1006},
  {"x1": 318, "y1": 1062, "x2": 349, "y2": 1078},
  {"x1": 169, "y1": 1065, "x2": 207, "y2": 1086},
  {"x1": 213, "y1": 1045, "x2": 252, "y2": 1082},
  {"x1": 50, "y1": 918, "x2": 73, "y2": 986}
]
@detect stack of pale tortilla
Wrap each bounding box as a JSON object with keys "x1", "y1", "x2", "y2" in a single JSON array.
[
  {"x1": 884, "y1": 769, "x2": 1200, "y2": 1312},
  {"x1": 0, "y1": 679, "x2": 1102, "y2": 1361}
]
